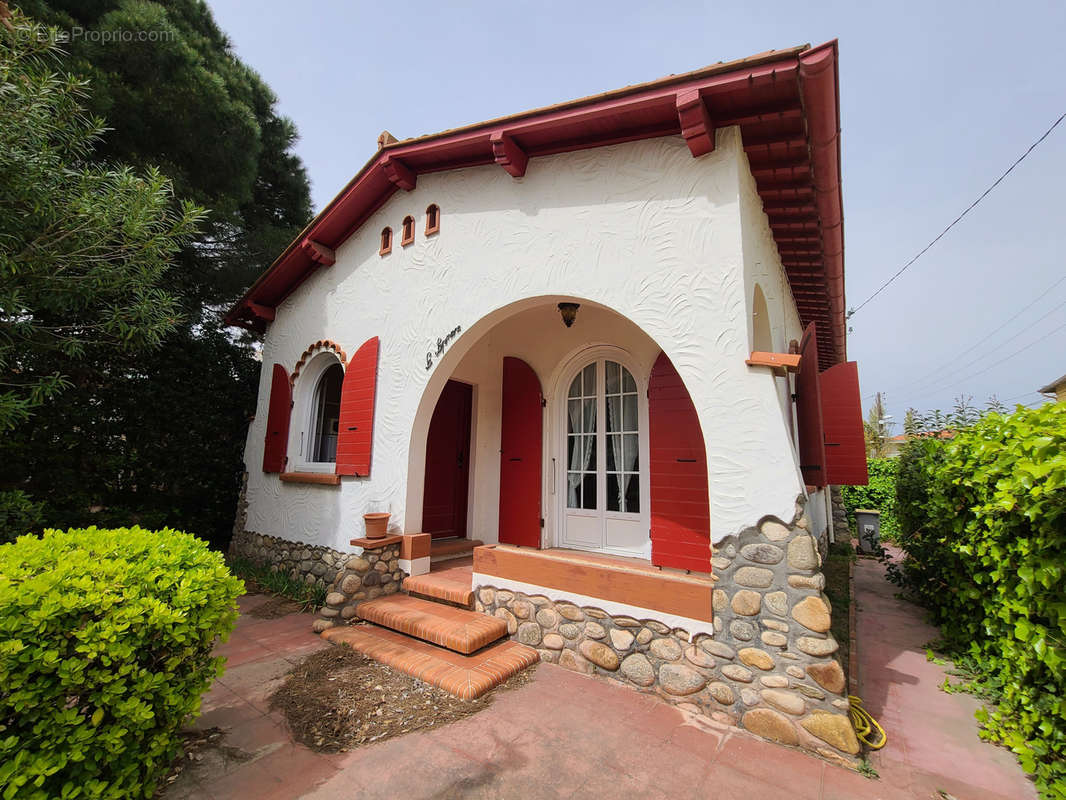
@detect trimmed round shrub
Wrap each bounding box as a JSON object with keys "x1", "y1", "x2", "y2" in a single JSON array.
[{"x1": 0, "y1": 527, "x2": 243, "y2": 799}]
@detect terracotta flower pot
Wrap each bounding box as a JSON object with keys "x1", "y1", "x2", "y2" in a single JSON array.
[{"x1": 363, "y1": 512, "x2": 391, "y2": 539}]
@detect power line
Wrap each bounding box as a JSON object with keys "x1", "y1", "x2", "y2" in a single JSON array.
[
  {"x1": 905, "y1": 317, "x2": 1066, "y2": 404},
  {"x1": 848, "y1": 111, "x2": 1066, "y2": 317},
  {"x1": 901, "y1": 274, "x2": 1066, "y2": 391},
  {"x1": 900, "y1": 293, "x2": 1066, "y2": 396}
]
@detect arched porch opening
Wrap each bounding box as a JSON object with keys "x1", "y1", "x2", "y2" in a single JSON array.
[{"x1": 405, "y1": 296, "x2": 712, "y2": 574}]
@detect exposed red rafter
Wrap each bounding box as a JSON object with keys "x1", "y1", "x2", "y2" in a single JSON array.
[
  {"x1": 247, "y1": 302, "x2": 275, "y2": 321},
  {"x1": 718, "y1": 105, "x2": 803, "y2": 127},
  {"x1": 382, "y1": 155, "x2": 416, "y2": 190},
  {"x1": 676, "y1": 88, "x2": 715, "y2": 157},
  {"x1": 760, "y1": 187, "x2": 814, "y2": 201},
  {"x1": 748, "y1": 155, "x2": 810, "y2": 171},
  {"x1": 490, "y1": 131, "x2": 529, "y2": 177},
  {"x1": 742, "y1": 135, "x2": 806, "y2": 152},
  {"x1": 300, "y1": 238, "x2": 336, "y2": 267}
]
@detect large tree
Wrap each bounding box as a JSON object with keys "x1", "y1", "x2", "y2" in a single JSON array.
[
  {"x1": 1, "y1": 1, "x2": 312, "y2": 547},
  {"x1": 0, "y1": 8, "x2": 202, "y2": 430}
]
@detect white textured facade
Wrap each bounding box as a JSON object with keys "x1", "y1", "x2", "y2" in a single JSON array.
[{"x1": 242, "y1": 127, "x2": 811, "y2": 552}]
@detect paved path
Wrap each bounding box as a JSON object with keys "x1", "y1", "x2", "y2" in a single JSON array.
[
  {"x1": 165, "y1": 562, "x2": 1038, "y2": 799},
  {"x1": 854, "y1": 556, "x2": 1037, "y2": 800}
]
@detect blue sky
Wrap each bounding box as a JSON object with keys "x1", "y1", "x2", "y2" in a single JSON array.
[{"x1": 209, "y1": 0, "x2": 1066, "y2": 431}]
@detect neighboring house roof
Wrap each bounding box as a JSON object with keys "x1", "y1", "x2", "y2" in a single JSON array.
[
  {"x1": 226, "y1": 42, "x2": 845, "y2": 369},
  {"x1": 1039, "y1": 373, "x2": 1066, "y2": 395},
  {"x1": 889, "y1": 431, "x2": 954, "y2": 442}
]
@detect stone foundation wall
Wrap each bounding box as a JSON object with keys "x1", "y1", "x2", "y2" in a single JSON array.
[
  {"x1": 228, "y1": 472, "x2": 351, "y2": 588},
  {"x1": 830, "y1": 486, "x2": 850, "y2": 540},
  {"x1": 312, "y1": 542, "x2": 404, "y2": 633},
  {"x1": 474, "y1": 497, "x2": 859, "y2": 764},
  {"x1": 229, "y1": 528, "x2": 350, "y2": 589}
]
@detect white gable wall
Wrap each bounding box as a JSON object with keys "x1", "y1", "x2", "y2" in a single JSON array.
[{"x1": 242, "y1": 128, "x2": 806, "y2": 551}]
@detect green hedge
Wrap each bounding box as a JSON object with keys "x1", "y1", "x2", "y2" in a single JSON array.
[
  {"x1": 893, "y1": 403, "x2": 1066, "y2": 798},
  {"x1": 0, "y1": 527, "x2": 243, "y2": 799},
  {"x1": 840, "y1": 457, "x2": 899, "y2": 541},
  {"x1": 0, "y1": 490, "x2": 44, "y2": 544}
]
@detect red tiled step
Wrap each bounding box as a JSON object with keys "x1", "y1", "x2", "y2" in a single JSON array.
[
  {"x1": 356, "y1": 594, "x2": 506, "y2": 654},
  {"x1": 320, "y1": 624, "x2": 538, "y2": 700},
  {"x1": 403, "y1": 562, "x2": 474, "y2": 608}
]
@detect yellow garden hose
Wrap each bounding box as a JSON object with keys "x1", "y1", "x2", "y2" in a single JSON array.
[{"x1": 849, "y1": 695, "x2": 887, "y2": 749}]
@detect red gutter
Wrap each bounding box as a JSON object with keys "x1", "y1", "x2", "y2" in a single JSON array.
[{"x1": 798, "y1": 40, "x2": 846, "y2": 365}]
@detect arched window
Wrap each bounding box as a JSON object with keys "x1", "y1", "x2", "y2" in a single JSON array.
[
  {"x1": 425, "y1": 204, "x2": 440, "y2": 236},
  {"x1": 309, "y1": 363, "x2": 343, "y2": 462},
  {"x1": 401, "y1": 215, "x2": 415, "y2": 246},
  {"x1": 379, "y1": 227, "x2": 392, "y2": 256},
  {"x1": 752, "y1": 284, "x2": 772, "y2": 352}
]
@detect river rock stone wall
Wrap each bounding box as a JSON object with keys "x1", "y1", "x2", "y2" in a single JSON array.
[
  {"x1": 474, "y1": 498, "x2": 859, "y2": 764},
  {"x1": 312, "y1": 542, "x2": 404, "y2": 633},
  {"x1": 229, "y1": 527, "x2": 350, "y2": 589},
  {"x1": 228, "y1": 472, "x2": 350, "y2": 588},
  {"x1": 830, "y1": 486, "x2": 850, "y2": 540}
]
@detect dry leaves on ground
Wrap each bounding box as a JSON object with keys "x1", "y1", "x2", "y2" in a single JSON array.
[{"x1": 268, "y1": 641, "x2": 536, "y2": 752}]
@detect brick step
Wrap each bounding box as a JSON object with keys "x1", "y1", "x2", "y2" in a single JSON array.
[
  {"x1": 402, "y1": 564, "x2": 475, "y2": 608},
  {"x1": 356, "y1": 593, "x2": 506, "y2": 654},
  {"x1": 320, "y1": 624, "x2": 538, "y2": 700},
  {"x1": 430, "y1": 538, "x2": 482, "y2": 563}
]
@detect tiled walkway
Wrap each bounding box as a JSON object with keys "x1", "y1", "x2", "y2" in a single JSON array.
[
  {"x1": 166, "y1": 562, "x2": 1038, "y2": 799},
  {"x1": 854, "y1": 555, "x2": 1037, "y2": 800}
]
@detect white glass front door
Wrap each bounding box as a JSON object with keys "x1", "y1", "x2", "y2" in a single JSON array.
[{"x1": 561, "y1": 358, "x2": 648, "y2": 557}]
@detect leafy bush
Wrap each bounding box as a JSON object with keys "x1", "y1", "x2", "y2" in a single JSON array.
[
  {"x1": 840, "y1": 457, "x2": 900, "y2": 541},
  {"x1": 0, "y1": 490, "x2": 45, "y2": 543},
  {"x1": 891, "y1": 403, "x2": 1066, "y2": 798},
  {"x1": 0, "y1": 527, "x2": 243, "y2": 798}
]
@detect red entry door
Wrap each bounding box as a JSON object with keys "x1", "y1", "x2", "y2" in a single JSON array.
[
  {"x1": 422, "y1": 380, "x2": 472, "y2": 539},
  {"x1": 499, "y1": 357, "x2": 542, "y2": 548}
]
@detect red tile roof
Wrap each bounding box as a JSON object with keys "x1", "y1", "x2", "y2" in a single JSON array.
[{"x1": 227, "y1": 42, "x2": 845, "y2": 368}]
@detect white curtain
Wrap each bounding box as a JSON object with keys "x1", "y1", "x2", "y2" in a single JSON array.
[{"x1": 567, "y1": 390, "x2": 595, "y2": 508}]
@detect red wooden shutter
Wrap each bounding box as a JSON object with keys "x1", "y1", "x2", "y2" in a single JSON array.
[
  {"x1": 262, "y1": 363, "x2": 291, "y2": 473},
  {"x1": 499, "y1": 357, "x2": 542, "y2": 548},
  {"x1": 796, "y1": 322, "x2": 826, "y2": 487},
  {"x1": 820, "y1": 361, "x2": 869, "y2": 486},
  {"x1": 336, "y1": 337, "x2": 380, "y2": 477},
  {"x1": 648, "y1": 351, "x2": 711, "y2": 573}
]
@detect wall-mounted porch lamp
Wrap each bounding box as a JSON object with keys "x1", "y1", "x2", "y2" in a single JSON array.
[{"x1": 557, "y1": 302, "x2": 580, "y2": 328}]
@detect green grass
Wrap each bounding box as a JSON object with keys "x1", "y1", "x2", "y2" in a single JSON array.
[
  {"x1": 227, "y1": 556, "x2": 327, "y2": 611},
  {"x1": 823, "y1": 539, "x2": 854, "y2": 690}
]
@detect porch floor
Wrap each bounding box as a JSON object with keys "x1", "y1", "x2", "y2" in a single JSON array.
[{"x1": 402, "y1": 556, "x2": 475, "y2": 607}]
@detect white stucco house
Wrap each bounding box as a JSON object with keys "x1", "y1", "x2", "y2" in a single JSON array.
[{"x1": 227, "y1": 41, "x2": 869, "y2": 760}]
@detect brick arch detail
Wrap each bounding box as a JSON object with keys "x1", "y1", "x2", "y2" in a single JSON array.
[{"x1": 291, "y1": 340, "x2": 347, "y2": 386}]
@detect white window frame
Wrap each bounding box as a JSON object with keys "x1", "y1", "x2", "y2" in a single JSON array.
[
  {"x1": 550, "y1": 345, "x2": 652, "y2": 559},
  {"x1": 289, "y1": 351, "x2": 344, "y2": 473}
]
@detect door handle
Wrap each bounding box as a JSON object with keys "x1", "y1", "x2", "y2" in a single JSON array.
[{"x1": 510, "y1": 457, "x2": 522, "y2": 462}]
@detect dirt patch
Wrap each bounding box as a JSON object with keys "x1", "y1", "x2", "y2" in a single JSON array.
[
  {"x1": 247, "y1": 593, "x2": 304, "y2": 619},
  {"x1": 157, "y1": 727, "x2": 251, "y2": 796},
  {"x1": 268, "y1": 641, "x2": 536, "y2": 752}
]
